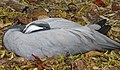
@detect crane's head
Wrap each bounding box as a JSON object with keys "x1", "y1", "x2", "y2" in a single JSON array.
[{"x1": 23, "y1": 21, "x2": 51, "y2": 34}]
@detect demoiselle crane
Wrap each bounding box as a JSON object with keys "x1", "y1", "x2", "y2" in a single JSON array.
[{"x1": 2, "y1": 18, "x2": 120, "y2": 60}]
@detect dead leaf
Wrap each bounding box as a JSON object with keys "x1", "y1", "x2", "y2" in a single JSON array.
[
  {"x1": 13, "y1": 57, "x2": 28, "y2": 64},
  {"x1": 0, "y1": 0, "x2": 120, "y2": 70},
  {"x1": 8, "y1": 52, "x2": 15, "y2": 60},
  {"x1": 32, "y1": 54, "x2": 42, "y2": 63},
  {"x1": 93, "y1": 66, "x2": 99, "y2": 69},
  {"x1": 112, "y1": 2, "x2": 120, "y2": 11},
  {"x1": 81, "y1": 16, "x2": 90, "y2": 24},
  {"x1": 33, "y1": 68, "x2": 38, "y2": 70},
  {"x1": 110, "y1": 67, "x2": 120, "y2": 70},
  {"x1": 38, "y1": 15, "x2": 49, "y2": 20},
  {"x1": 68, "y1": 3, "x2": 78, "y2": 13},
  {"x1": 29, "y1": 7, "x2": 48, "y2": 20},
  {"x1": 28, "y1": 0, "x2": 44, "y2": 4},
  {"x1": 0, "y1": 50, "x2": 6, "y2": 58},
  {"x1": 111, "y1": 27, "x2": 120, "y2": 32},
  {"x1": 111, "y1": 12, "x2": 120, "y2": 20},
  {"x1": 93, "y1": 0, "x2": 107, "y2": 7},
  {"x1": 102, "y1": 0, "x2": 111, "y2": 7},
  {"x1": 85, "y1": 9, "x2": 100, "y2": 23},
  {"x1": 0, "y1": 23, "x2": 12, "y2": 30},
  {"x1": 85, "y1": 51, "x2": 103, "y2": 57},
  {"x1": 15, "y1": 16, "x2": 32, "y2": 24},
  {"x1": 0, "y1": 45, "x2": 2, "y2": 49},
  {"x1": 76, "y1": 60, "x2": 84, "y2": 70},
  {"x1": 5, "y1": 0, "x2": 26, "y2": 12}
]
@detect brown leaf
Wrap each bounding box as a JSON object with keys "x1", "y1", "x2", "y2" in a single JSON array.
[
  {"x1": 32, "y1": 54, "x2": 42, "y2": 63},
  {"x1": 93, "y1": 0, "x2": 106, "y2": 7},
  {"x1": 15, "y1": 16, "x2": 32, "y2": 24},
  {"x1": 112, "y1": 2, "x2": 120, "y2": 11},
  {"x1": 13, "y1": 57, "x2": 28, "y2": 64},
  {"x1": 38, "y1": 15, "x2": 49, "y2": 20},
  {"x1": 5, "y1": 0, "x2": 25, "y2": 12},
  {"x1": 32, "y1": 54, "x2": 44, "y2": 70},
  {"x1": 33, "y1": 68, "x2": 38, "y2": 70},
  {"x1": 0, "y1": 23, "x2": 12, "y2": 30},
  {"x1": 92, "y1": 66, "x2": 99, "y2": 69},
  {"x1": 110, "y1": 67, "x2": 120, "y2": 70},
  {"x1": 68, "y1": 3, "x2": 78, "y2": 13},
  {"x1": 85, "y1": 51, "x2": 103, "y2": 57},
  {"x1": 85, "y1": 10, "x2": 100, "y2": 23},
  {"x1": 28, "y1": 0, "x2": 39, "y2": 3},
  {"x1": 111, "y1": 27, "x2": 120, "y2": 32},
  {"x1": 29, "y1": 7, "x2": 48, "y2": 20},
  {"x1": 42, "y1": 63, "x2": 51, "y2": 70},
  {"x1": 76, "y1": 60, "x2": 84, "y2": 70},
  {"x1": 111, "y1": 12, "x2": 120, "y2": 20},
  {"x1": 0, "y1": 45, "x2": 2, "y2": 49},
  {"x1": 81, "y1": 16, "x2": 90, "y2": 24},
  {"x1": 28, "y1": 0, "x2": 44, "y2": 4}
]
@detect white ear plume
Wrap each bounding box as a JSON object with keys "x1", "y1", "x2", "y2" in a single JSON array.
[{"x1": 23, "y1": 25, "x2": 43, "y2": 33}]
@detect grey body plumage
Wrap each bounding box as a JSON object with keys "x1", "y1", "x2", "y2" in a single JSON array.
[{"x1": 3, "y1": 18, "x2": 120, "y2": 60}]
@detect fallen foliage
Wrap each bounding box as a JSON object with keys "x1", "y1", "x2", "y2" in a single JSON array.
[{"x1": 0, "y1": 0, "x2": 120, "y2": 70}]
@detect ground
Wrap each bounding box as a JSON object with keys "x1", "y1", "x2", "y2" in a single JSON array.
[{"x1": 0, "y1": 0, "x2": 120, "y2": 70}]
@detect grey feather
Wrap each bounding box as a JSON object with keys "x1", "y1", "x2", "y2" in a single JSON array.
[{"x1": 3, "y1": 18, "x2": 120, "y2": 60}]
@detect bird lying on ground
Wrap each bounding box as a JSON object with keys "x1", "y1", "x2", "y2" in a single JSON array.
[{"x1": 2, "y1": 18, "x2": 120, "y2": 60}]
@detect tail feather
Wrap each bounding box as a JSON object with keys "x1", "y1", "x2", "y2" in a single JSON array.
[
  {"x1": 97, "y1": 25, "x2": 111, "y2": 35},
  {"x1": 95, "y1": 19, "x2": 107, "y2": 27},
  {"x1": 87, "y1": 19, "x2": 107, "y2": 30}
]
